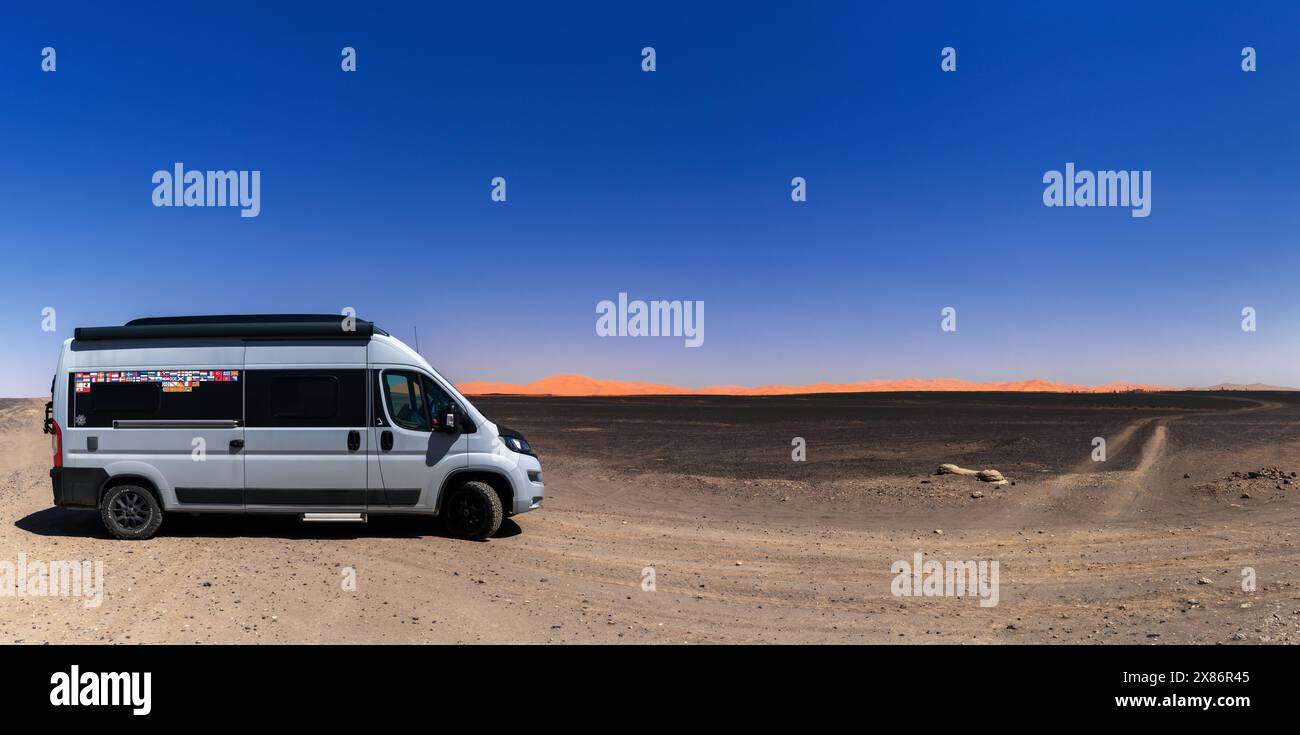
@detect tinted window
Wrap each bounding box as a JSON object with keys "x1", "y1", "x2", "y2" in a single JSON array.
[
  {"x1": 245, "y1": 369, "x2": 366, "y2": 427},
  {"x1": 384, "y1": 371, "x2": 429, "y2": 431},
  {"x1": 69, "y1": 370, "x2": 242, "y2": 428},
  {"x1": 271, "y1": 376, "x2": 338, "y2": 419},
  {"x1": 91, "y1": 382, "x2": 160, "y2": 414}
]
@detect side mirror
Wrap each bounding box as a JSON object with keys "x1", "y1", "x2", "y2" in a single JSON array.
[{"x1": 436, "y1": 406, "x2": 462, "y2": 434}]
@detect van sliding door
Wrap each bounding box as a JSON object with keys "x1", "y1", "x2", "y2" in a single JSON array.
[{"x1": 242, "y1": 368, "x2": 370, "y2": 507}]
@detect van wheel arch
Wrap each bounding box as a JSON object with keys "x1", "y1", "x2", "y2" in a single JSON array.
[
  {"x1": 438, "y1": 471, "x2": 513, "y2": 516},
  {"x1": 99, "y1": 475, "x2": 163, "y2": 507}
]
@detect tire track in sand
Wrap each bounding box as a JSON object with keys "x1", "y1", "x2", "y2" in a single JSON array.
[{"x1": 1043, "y1": 395, "x2": 1281, "y2": 521}]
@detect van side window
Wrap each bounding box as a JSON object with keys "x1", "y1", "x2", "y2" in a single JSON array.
[
  {"x1": 271, "y1": 376, "x2": 338, "y2": 419},
  {"x1": 420, "y1": 376, "x2": 475, "y2": 433},
  {"x1": 422, "y1": 377, "x2": 453, "y2": 429},
  {"x1": 90, "y1": 382, "x2": 161, "y2": 414},
  {"x1": 245, "y1": 369, "x2": 366, "y2": 428},
  {"x1": 384, "y1": 371, "x2": 429, "y2": 431},
  {"x1": 70, "y1": 370, "x2": 241, "y2": 428}
]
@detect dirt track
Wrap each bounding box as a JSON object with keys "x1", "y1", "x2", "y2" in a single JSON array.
[{"x1": 2, "y1": 393, "x2": 1299, "y2": 644}]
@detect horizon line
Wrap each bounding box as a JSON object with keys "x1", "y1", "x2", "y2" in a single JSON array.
[{"x1": 455, "y1": 373, "x2": 1298, "y2": 397}]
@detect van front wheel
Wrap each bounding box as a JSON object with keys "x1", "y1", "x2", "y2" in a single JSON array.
[
  {"x1": 100, "y1": 484, "x2": 163, "y2": 540},
  {"x1": 442, "y1": 481, "x2": 503, "y2": 540}
]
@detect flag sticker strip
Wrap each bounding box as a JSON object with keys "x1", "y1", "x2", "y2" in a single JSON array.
[{"x1": 73, "y1": 369, "x2": 239, "y2": 393}]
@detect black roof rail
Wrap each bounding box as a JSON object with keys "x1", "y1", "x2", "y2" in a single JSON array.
[
  {"x1": 126, "y1": 314, "x2": 362, "y2": 326},
  {"x1": 74, "y1": 314, "x2": 379, "y2": 341}
]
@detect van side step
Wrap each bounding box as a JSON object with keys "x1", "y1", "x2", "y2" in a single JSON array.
[{"x1": 300, "y1": 512, "x2": 367, "y2": 523}]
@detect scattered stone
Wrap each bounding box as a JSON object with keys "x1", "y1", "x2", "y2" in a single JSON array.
[
  {"x1": 936, "y1": 463, "x2": 970, "y2": 476},
  {"x1": 1234, "y1": 467, "x2": 1291, "y2": 481},
  {"x1": 1197, "y1": 577, "x2": 1212, "y2": 585},
  {"x1": 970, "y1": 491, "x2": 983, "y2": 499},
  {"x1": 936, "y1": 463, "x2": 1009, "y2": 485}
]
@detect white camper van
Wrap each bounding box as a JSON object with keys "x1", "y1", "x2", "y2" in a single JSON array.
[{"x1": 44, "y1": 315, "x2": 543, "y2": 540}]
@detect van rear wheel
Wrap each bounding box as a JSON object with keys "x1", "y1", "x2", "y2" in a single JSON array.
[
  {"x1": 442, "y1": 481, "x2": 503, "y2": 540},
  {"x1": 100, "y1": 484, "x2": 163, "y2": 540}
]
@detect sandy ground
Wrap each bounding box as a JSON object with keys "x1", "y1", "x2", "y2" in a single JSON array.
[{"x1": 2, "y1": 392, "x2": 1298, "y2": 644}]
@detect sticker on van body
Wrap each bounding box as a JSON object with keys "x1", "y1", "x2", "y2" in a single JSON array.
[{"x1": 74, "y1": 369, "x2": 239, "y2": 394}]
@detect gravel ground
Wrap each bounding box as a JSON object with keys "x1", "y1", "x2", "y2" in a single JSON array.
[{"x1": 2, "y1": 392, "x2": 1298, "y2": 644}]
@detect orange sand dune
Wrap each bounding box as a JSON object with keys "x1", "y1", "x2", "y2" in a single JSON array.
[{"x1": 456, "y1": 373, "x2": 1185, "y2": 397}]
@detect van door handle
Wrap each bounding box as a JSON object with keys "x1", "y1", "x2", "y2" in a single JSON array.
[
  {"x1": 347, "y1": 430, "x2": 361, "y2": 451},
  {"x1": 380, "y1": 430, "x2": 393, "y2": 452},
  {"x1": 229, "y1": 439, "x2": 245, "y2": 451}
]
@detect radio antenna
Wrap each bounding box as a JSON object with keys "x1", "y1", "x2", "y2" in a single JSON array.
[{"x1": 413, "y1": 326, "x2": 420, "y2": 354}]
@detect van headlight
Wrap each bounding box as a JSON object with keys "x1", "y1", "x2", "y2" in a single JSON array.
[
  {"x1": 497, "y1": 427, "x2": 535, "y2": 456},
  {"x1": 501, "y1": 435, "x2": 531, "y2": 454}
]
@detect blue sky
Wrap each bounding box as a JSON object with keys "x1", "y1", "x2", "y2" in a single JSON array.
[{"x1": 2, "y1": 1, "x2": 1299, "y2": 395}]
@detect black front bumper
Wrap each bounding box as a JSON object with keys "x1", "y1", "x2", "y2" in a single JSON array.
[{"x1": 50, "y1": 467, "x2": 106, "y2": 508}]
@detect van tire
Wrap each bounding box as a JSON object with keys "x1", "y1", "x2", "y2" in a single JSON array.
[
  {"x1": 100, "y1": 484, "x2": 164, "y2": 540},
  {"x1": 442, "y1": 480, "x2": 503, "y2": 540}
]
